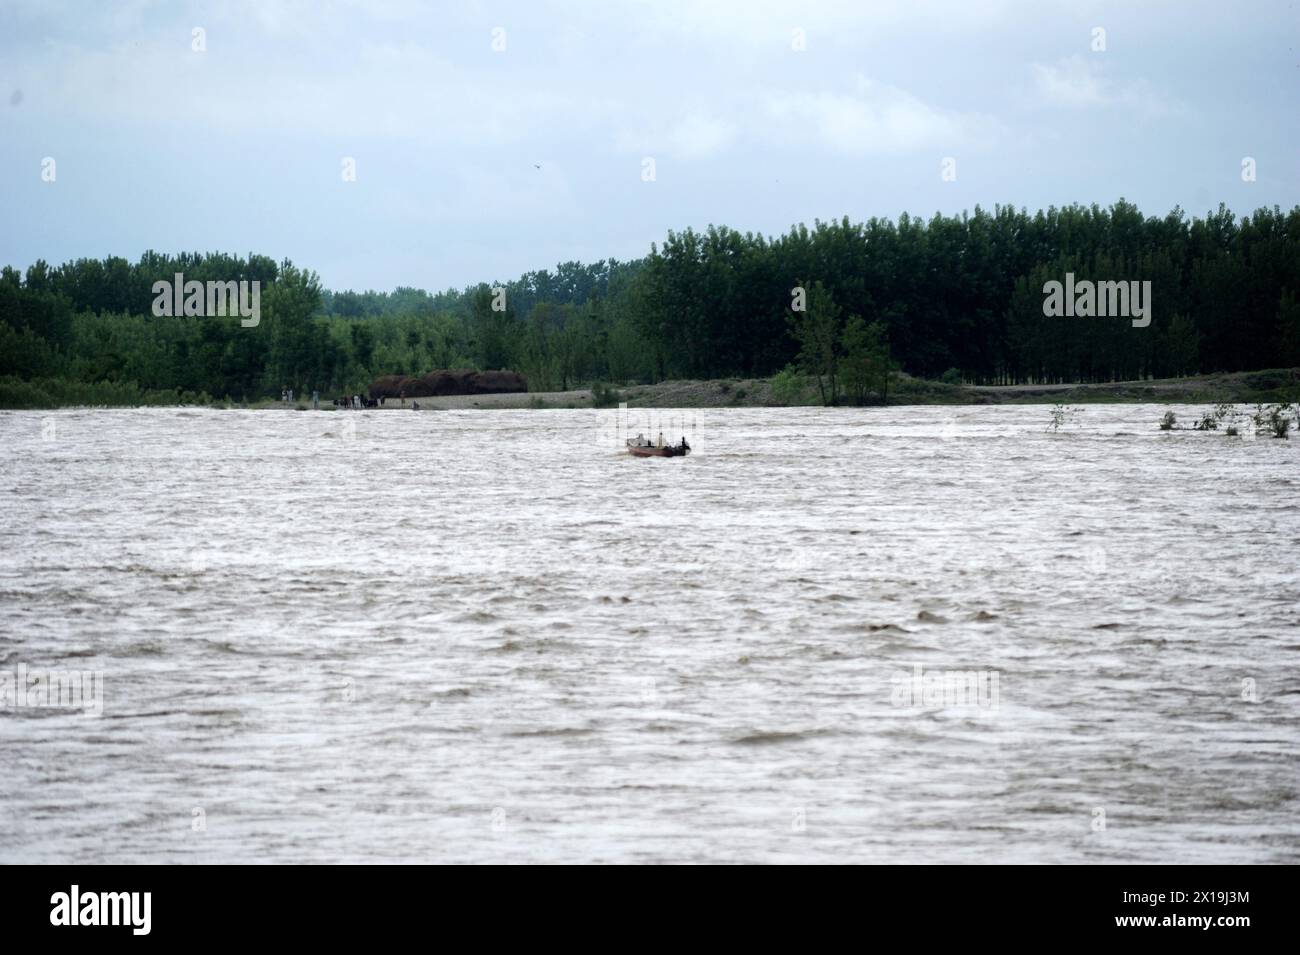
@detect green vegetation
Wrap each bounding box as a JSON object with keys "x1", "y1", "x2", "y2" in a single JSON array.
[
  {"x1": 1254, "y1": 403, "x2": 1293, "y2": 439},
  {"x1": 1158, "y1": 401, "x2": 1297, "y2": 437},
  {"x1": 0, "y1": 375, "x2": 211, "y2": 409},
  {"x1": 768, "y1": 365, "x2": 813, "y2": 405},
  {"x1": 4, "y1": 200, "x2": 1300, "y2": 407}
]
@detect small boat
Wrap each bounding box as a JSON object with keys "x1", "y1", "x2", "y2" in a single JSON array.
[{"x1": 626, "y1": 433, "x2": 690, "y2": 458}]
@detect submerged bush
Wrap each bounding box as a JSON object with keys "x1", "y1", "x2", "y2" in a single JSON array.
[
  {"x1": 1047, "y1": 403, "x2": 1081, "y2": 432},
  {"x1": 1267, "y1": 405, "x2": 1291, "y2": 439},
  {"x1": 1159, "y1": 411, "x2": 1177, "y2": 430},
  {"x1": 1188, "y1": 401, "x2": 1245, "y2": 431},
  {"x1": 1249, "y1": 403, "x2": 1292, "y2": 439}
]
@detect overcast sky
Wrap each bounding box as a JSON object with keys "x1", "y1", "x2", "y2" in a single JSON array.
[{"x1": 2, "y1": 0, "x2": 1297, "y2": 292}]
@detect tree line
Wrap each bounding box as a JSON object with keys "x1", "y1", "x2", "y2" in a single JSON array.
[{"x1": 3, "y1": 200, "x2": 1299, "y2": 406}]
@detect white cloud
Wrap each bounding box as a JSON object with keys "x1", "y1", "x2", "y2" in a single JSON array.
[
  {"x1": 1031, "y1": 56, "x2": 1107, "y2": 108},
  {"x1": 1031, "y1": 56, "x2": 1182, "y2": 116},
  {"x1": 616, "y1": 75, "x2": 992, "y2": 160},
  {"x1": 16, "y1": 37, "x2": 584, "y2": 147},
  {"x1": 766, "y1": 75, "x2": 997, "y2": 155}
]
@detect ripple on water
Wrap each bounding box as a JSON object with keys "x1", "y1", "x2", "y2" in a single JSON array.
[{"x1": 1, "y1": 405, "x2": 1298, "y2": 863}]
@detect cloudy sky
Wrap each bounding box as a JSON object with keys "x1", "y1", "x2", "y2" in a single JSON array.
[{"x1": 2, "y1": 0, "x2": 1297, "y2": 292}]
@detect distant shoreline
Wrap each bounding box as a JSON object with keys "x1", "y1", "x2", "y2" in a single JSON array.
[
  {"x1": 4, "y1": 368, "x2": 1296, "y2": 410},
  {"x1": 371, "y1": 369, "x2": 1293, "y2": 409}
]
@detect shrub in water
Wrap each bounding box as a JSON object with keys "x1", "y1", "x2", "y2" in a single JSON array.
[{"x1": 1048, "y1": 403, "x2": 1081, "y2": 432}]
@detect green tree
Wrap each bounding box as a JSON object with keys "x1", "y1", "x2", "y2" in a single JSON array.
[
  {"x1": 262, "y1": 261, "x2": 323, "y2": 395},
  {"x1": 1273, "y1": 290, "x2": 1300, "y2": 368},
  {"x1": 787, "y1": 280, "x2": 841, "y2": 405},
  {"x1": 1162, "y1": 312, "x2": 1201, "y2": 377},
  {"x1": 840, "y1": 316, "x2": 894, "y2": 404}
]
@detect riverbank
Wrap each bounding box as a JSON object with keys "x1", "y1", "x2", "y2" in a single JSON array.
[
  {"x1": 4, "y1": 368, "x2": 1296, "y2": 410},
  {"x1": 424, "y1": 368, "x2": 1300, "y2": 409}
]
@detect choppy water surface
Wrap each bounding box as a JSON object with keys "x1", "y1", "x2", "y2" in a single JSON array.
[{"x1": 1, "y1": 405, "x2": 1298, "y2": 863}]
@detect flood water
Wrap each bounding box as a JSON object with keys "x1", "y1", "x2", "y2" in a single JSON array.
[{"x1": 2, "y1": 404, "x2": 1298, "y2": 863}]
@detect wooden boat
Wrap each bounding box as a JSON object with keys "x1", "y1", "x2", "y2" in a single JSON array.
[{"x1": 627, "y1": 435, "x2": 690, "y2": 457}]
